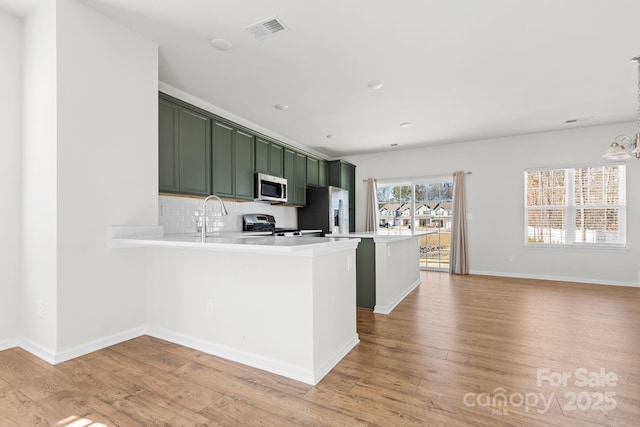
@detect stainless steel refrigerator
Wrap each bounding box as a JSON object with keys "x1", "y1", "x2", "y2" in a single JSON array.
[{"x1": 297, "y1": 186, "x2": 349, "y2": 235}]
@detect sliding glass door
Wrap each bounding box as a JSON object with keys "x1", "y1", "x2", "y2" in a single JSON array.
[
  {"x1": 414, "y1": 179, "x2": 453, "y2": 270},
  {"x1": 376, "y1": 182, "x2": 413, "y2": 232},
  {"x1": 377, "y1": 176, "x2": 453, "y2": 270}
]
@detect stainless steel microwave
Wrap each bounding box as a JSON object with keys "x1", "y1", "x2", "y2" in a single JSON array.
[{"x1": 255, "y1": 173, "x2": 288, "y2": 203}]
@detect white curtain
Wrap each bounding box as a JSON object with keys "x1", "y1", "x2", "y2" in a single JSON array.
[
  {"x1": 365, "y1": 178, "x2": 378, "y2": 232},
  {"x1": 449, "y1": 171, "x2": 469, "y2": 275}
]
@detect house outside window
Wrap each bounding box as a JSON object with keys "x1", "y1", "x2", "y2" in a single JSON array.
[{"x1": 524, "y1": 164, "x2": 626, "y2": 247}]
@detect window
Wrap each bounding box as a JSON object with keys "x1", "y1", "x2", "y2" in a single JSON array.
[{"x1": 524, "y1": 164, "x2": 626, "y2": 247}]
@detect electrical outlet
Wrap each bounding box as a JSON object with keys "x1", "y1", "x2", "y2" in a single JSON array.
[
  {"x1": 160, "y1": 206, "x2": 168, "y2": 216},
  {"x1": 509, "y1": 255, "x2": 516, "y2": 262},
  {"x1": 36, "y1": 299, "x2": 44, "y2": 318},
  {"x1": 205, "y1": 298, "x2": 214, "y2": 316}
]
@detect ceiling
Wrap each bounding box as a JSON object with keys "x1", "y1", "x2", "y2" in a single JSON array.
[{"x1": 3, "y1": 0, "x2": 640, "y2": 157}]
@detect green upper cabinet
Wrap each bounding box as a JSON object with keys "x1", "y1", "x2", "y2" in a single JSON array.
[
  {"x1": 159, "y1": 98, "x2": 211, "y2": 196},
  {"x1": 283, "y1": 148, "x2": 295, "y2": 204},
  {"x1": 255, "y1": 137, "x2": 284, "y2": 178},
  {"x1": 294, "y1": 152, "x2": 307, "y2": 205},
  {"x1": 306, "y1": 157, "x2": 328, "y2": 187},
  {"x1": 283, "y1": 148, "x2": 306, "y2": 206},
  {"x1": 235, "y1": 130, "x2": 255, "y2": 200},
  {"x1": 306, "y1": 157, "x2": 319, "y2": 187},
  {"x1": 255, "y1": 137, "x2": 270, "y2": 174},
  {"x1": 159, "y1": 93, "x2": 348, "y2": 205},
  {"x1": 212, "y1": 121, "x2": 255, "y2": 200},
  {"x1": 212, "y1": 121, "x2": 234, "y2": 197},
  {"x1": 328, "y1": 160, "x2": 356, "y2": 231},
  {"x1": 159, "y1": 98, "x2": 179, "y2": 192},
  {"x1": 270, "y1": 143, "x2": 284, "y2": 177},
  {"x1": 179, "y1": 108, "x2": 211, "y2": 195},
  {"x1": 318, "y1": 159, "x2": 328, "y2": 187}
]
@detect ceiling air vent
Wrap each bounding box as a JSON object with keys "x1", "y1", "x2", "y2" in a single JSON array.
[{"x1": 246, "y1": 15, "x2": 289, "y2": 41}]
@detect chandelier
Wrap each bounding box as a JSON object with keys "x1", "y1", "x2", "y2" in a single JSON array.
[{"x1": 602, "y1": 56, "x2": 640, "y2": 160}]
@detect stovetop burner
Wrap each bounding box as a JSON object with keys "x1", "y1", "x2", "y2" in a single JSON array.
[
  {"x1": 242, "y1": 214, "x2": 300, "y2": 234},
  {"x1": 273, "y1": 227, "x2": 300, "y2": 233}
]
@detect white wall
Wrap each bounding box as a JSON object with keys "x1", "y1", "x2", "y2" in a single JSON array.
[
  {"x1": 21, "y1": 0, "x2": 58, "y2": 354},
  {"x1": 17, "y1": 0, "x2": 158, "y2": 359},
  {"x1": 0, "y1": 9, "x2": 22, "y2": 344},
  {"x1": 54, "y1": 0, "x2": 158, "y2": 352},
  {"x1": 345, "y1": 122, "x2": 640, "y2": 286}
]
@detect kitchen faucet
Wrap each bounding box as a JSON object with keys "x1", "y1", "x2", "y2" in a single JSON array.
[{"x1": 201, "y1": 194, "x2": 228, "y2": 241}]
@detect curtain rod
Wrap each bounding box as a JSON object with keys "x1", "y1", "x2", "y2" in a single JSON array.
[{"x1": 362, "y1": 171, "x2": 471, "y2": 183}]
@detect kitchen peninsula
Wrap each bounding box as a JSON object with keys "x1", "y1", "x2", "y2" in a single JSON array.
[
  {"x1": 110, "y1": 226, "x2": 360, "y2": 385},
  {"x1": 332, "y1": 231, "x2": 427, "y2": 314}
]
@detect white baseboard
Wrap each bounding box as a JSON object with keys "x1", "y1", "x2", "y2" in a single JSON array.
[
  {"x1": 19, "y1": 326, "x2": 146, "y2": 365},
  {"x1": 313, "y1": 334, "x2": 360, "y2": 384},
  {"x1": 470, "y1": 270, "x2": 640, "y2": 288},
  {"x1": 374, "y1": 278, "x2": 422, "y2": 315},
  {"x1": 8, "y1": 325, "x2": 357, "y2": 385},
  {"x1": 0, "y1": 337, "x2": 19, "y2": 352},
  {"x1": 19, "y1": 337, "x2": 57, "y2": 364},
  {"x1": 148, "y1": 326, "x2": 355, "y2": 385}
]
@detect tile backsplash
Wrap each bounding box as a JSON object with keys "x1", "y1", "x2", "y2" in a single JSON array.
[{"x1": 158, "y1": 195, "x2": 298, "y2": 234}]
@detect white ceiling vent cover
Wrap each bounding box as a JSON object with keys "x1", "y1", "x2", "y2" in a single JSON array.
[{"x1": 246, "y1": 15, "x2": 289, "y2": 41}]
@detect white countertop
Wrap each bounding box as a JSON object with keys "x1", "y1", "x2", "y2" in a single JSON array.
[
  {"x1": 109, "y1": 226, "x2": 359, "y2": 257},
  {"x1": 329, "y1": 230, "x2": 432, "y2": 243}
]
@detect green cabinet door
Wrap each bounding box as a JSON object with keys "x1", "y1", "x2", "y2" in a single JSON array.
[
  {"x1": 235, "y1": 130, "x2": 255, "y2": 200},
  {"x1": 178, "y1": 107, "x2": 211, "y2": 195},
  {"x1": 283, "y1": 148, "x2": 295, "y2": 204},
  {"x1": 159, "y1": 99, "x2": 179, "y2": 192},
  {"x1": 318, "y1": 160, "x2": 328, "y2": 187},
  {"x1": 294, "y1": 152, "x2": 307, "y2": 205},
  {"x1": 255, "y1": 137, "x2": 270, "y2": 174},
  {"x1": 212, "y1": 121, "x2": 234, "y2": 197},
  {"x1": 306, "y1": 157, "x2": 319, "y2": 187},
  {"x1": 355, "y1": 238, "x2": 376, "y2": 309},
  {"x1": 256, "y1": 137, "x2": 284, "y2": 178},
  {"x1": 270, "y1": 143, "x2": 283, "y2": 177}
]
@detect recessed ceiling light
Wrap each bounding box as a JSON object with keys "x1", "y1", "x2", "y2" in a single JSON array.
[
  {"x1": 210, "y1": 38, "x2": 232, "y2": 51},
  {"x1": 400, "y1": 122, "x2": 411, "y2": 128},
  {"x1": 274, "y1": 104, "x2": 289, "y2": 111},
  {"x1": 326, "y1": 134, "x2": 337, "y2": 139},
  {"x1": 367, "y1": 80, "x2": 383, "y2": 90}
]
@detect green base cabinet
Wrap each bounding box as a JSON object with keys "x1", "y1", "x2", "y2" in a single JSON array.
[{"x1": 355, "y1": 238, "x2": 376, "y2": 309}]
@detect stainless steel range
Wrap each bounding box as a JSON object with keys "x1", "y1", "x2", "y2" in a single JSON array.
[{"x1": 242, "y1": 214, "x2": 302, "y2": 236}]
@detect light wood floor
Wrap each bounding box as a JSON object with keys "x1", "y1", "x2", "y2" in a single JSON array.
[{"x1": 1, "y1": 272, "x2": 639, "y2": 426}]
